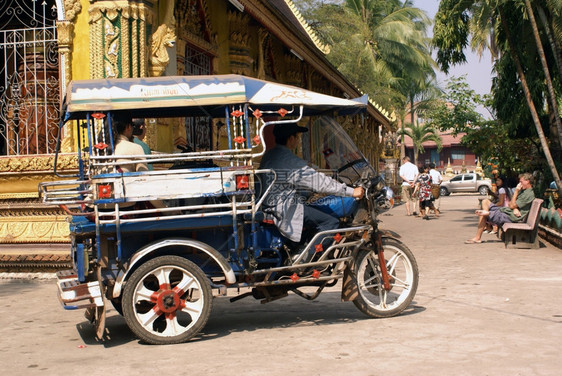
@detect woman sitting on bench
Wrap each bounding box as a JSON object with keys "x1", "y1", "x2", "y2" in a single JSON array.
[{"x1": 465, "y1": 172, "x2": 535, "y2": 244}]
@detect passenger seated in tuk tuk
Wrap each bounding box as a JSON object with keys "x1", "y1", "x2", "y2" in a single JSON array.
[
  {"x1": 259, "y1": 124, "x2": 364, "y2": 259},
  {"x1": 113, "y1": 115, "x2": 149, "y2": 173},
  {"x1": 109, "y1": 115, "x2": 171, "y2": 212},
  {"x1": 132, "y1": 118, "x2": 154, "y2": 171}
]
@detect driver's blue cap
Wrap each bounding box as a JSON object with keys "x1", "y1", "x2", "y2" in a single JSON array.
[{"x1": 273, "y1": 124, "x2": 308, "y2": 139}]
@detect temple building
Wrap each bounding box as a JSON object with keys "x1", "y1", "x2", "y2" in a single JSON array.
[{"x1": 0, "y1": 0, "x2": 394, "y2": 247}]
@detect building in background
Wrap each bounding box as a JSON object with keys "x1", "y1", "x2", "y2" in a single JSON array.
[
  {"x1": 401, "y1": 131, "x2": 477, "y2": 174},
  {"x1": 0, "y1": 0, "x2": 393, "y2": 247}
]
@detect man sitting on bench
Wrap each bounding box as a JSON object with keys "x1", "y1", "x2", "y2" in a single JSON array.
[{"x1": 465, "y1": 172, "x2": 535, "y2": 244}]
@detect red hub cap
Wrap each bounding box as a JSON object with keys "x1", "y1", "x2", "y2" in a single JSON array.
[{"x1": 152, "y1": 284, "x2": 185, "y2": 315}]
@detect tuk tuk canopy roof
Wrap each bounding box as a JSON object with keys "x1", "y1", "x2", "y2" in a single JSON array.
[{"x1": 63, "y1": 74, "x2": 368, "y2": 120}]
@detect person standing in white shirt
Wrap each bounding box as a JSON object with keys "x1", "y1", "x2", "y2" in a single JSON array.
[
  {"x1": 399, "y1": 156, "x2": 419, "y2": 216},
  {"x1": 429, "y1": 162, "x2": 443, "y2": 212}
]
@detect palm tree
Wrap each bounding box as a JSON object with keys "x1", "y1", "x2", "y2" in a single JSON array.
[
  {"x1": 433, "y1": 0, "x2": 562, "y2": 195},
  {"x1": 497, "y1": 6, "x2": 561, "y2": 194},
  {"x1": 536, "y1": 1, "x2": 562, "y2": 81},
  {"x1": 307, "y1": 0, "x2": 435, "y2": 109},
  {"x1": 524, "y1": 0, "x2": 562, "y2": 148},
  {"x1": 397, "y1": 121, "x2": 442, "y2": 166},
  {"x1": 396, "y1": 76, "x2": 443, "y2": 159}
]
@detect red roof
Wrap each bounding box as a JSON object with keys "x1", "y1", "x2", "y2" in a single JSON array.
[{"x1": 400, "y1": 132, "x2": 465, "y2": 148}]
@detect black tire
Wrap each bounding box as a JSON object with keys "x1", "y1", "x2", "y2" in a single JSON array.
[
  {"x1": 478, "y1": 186, "x2": 489, "y2": 195},
  {"x1": 352, "y1": 238, "x2": 418, "y2": 318},
  {"x1": 440, "y1": 187, "x2": 449, "y2": 196},
  {"x1": 110, "y1": 298, "x2": 123, "y2": 316},
  {"x1": 122, "y1": 255, "x2": 212, "y2": 345}
]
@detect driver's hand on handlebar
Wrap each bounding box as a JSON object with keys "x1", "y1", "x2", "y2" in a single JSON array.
[{"x1": 352, "y1": 187, "x2": 365, "y2": 199}]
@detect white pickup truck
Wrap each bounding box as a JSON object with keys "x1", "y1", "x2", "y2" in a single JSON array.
[{"x1": 440, "y1": 173, "x2": 492, "y2": 196}]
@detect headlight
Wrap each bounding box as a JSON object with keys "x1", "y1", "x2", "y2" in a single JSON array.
[{"x1": 368, "y1": 176, "x2": 385, "y2": 194}]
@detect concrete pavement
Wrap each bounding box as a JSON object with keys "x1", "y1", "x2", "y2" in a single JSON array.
[{"x1": 0, "y1": 194, "x2": 561, "y2": 375}]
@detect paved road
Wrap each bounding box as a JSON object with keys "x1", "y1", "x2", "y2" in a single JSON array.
[{"x1": 1, "y1": 194, "x2": 561, "y2": 376}]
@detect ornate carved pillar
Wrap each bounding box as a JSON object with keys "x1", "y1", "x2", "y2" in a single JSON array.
[
  {"x1": 285, "y1": 54, "x2": 303, "y2": 87},
  {"x1": 228, "y1": 11, "x2": 252, "y2": 75},
  {"x1": 88, "y1": 1, "x2": 156, "y2": 79},
  {"x1": 57, "y1": 20, "x2": 76, "y2": 153}
]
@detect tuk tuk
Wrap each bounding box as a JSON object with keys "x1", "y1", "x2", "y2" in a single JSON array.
[{"x1": 40, "y1": 74, "x2": 418, "y2": 344}]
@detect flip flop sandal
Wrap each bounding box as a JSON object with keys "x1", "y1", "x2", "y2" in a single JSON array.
[{"x1": 464, "y1": 239, "x2": 482, "y2": 244}]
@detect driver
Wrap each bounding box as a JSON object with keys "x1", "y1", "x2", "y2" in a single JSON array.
[{"x1": 259, "y1": 124, "x2": 364, "y2": 260}]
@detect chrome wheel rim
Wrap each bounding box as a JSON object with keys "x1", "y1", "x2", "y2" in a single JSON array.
[{"x1": 357, "y1": 246, "x2": 415, "y2": 311}]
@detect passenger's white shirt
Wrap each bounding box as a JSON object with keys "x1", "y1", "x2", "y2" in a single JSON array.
[
  {"x1": 114, "y1": 135, "x2": 148, "y2": 172},
  {"x1": 399, "y1": 161, "x2": 418, "y2": 186},
  {"x1": 429, "y1": 168, "x2": 443, "y2": 185}
]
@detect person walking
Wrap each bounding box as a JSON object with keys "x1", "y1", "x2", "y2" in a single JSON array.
[
  {"x1": 399, "y1": 156, "x2": 418, "y2": 216},
  {"x1": 413, "y1": 165, "x2": 438, "y2": 220},
  {"x1": 429, "y1": 162, "x2": 443, "y2": 214}
]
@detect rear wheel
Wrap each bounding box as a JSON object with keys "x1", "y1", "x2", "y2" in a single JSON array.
[
  {"x1": 352, "y1": 238, "x2": 418, "y2": 318},
  {"x1": 122, "y1": 255, "x2": 212, "y2": 345},
  {"x1": 478, "y1": 185, "x2": 489, "y2": 195}
]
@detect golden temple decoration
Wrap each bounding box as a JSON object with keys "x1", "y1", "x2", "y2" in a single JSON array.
[
  {"x1": 262, "y1": 32, "x2": 278, "y2": 81},
  {"x1": 121, "y1": 14, "x2": 131, "y2": 78},
  {"x1": 131, "y1": 15, "x2": 139, "y2": 77},
  {"x1": 64, "y1": 0, "x2": 82, "y2": 21},
  {"x1": 57, "y1": 20, "x2": 74, "y2": 87},
  {"x1": 0, "y1": 207, "x2": 70, "y2": 244},
  {"x1": 284, "y1": 53, "x2": 304, "y2": 87},
  {"x1": 175, "y1": 38, "x2": 187, "y2": 76},
  {"x1": 89, "y1": 1, "x2": 155, "y2": 79},
  {"x1": 284, "y1": 0, "x2": 330, "y2": 54},
  {"x1": 310, "y1": 71, "x2": 331, "y2": 96},
  {"x1": 149, "y1": 22, "x2": 177, "y2": 77},
  {"x1": 475, "y1": 158, "x2": 483, "y2": 174},
  {"x1": 0, "y1": 154, "x2": 78, "y2": 174},
  {"x1": 175, "y1": 0, "x2": 217, "y2": 58},
  {"x1": 57, "y1": 18, "x2": 75, "y2": 158},
  {"x1": 145, "y1": 118, "x2": 159, "y2": 151},
  {"x1": 228, "y1": 11, "x2": 253, "y2": 75},
  {"x1": 256, "y1": 28, "x2": 267, "y2": 80},
  {"x1": 0, "y1": 218, "x2": 70, "y2": 243}
]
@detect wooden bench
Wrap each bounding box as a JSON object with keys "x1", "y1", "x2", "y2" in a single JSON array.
[{"x1": 501, "y1": 198, "x2": 544, "y2": 249}]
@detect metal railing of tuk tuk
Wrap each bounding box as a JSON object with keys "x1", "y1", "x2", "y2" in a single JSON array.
[{"x1": 39, "y1": 104, "x2": 306, "y2": 261}]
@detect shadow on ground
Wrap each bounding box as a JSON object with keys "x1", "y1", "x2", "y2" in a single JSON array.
[{"x1": 75, "y1": 291, "x2": 425, "y2": 347}]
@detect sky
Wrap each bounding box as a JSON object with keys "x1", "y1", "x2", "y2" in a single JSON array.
[{"x1": 412, "y1": 0, "x2": 495, "y2": 116}]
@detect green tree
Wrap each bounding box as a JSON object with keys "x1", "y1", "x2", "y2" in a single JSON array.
[
  {"x1": 524, "y1": 0, "x2": 562, "y2": 147},
  {"x1": 302, "y1": 0, "x2": 435, "y2": 110},
  {"x1": 395, "y1": 76, "x2": 443, "y2": 158},
  {"x1": 397, "y1": 121, "x2": 442, "y2": 166},
  {"x1": 428, "y1": 76, "x2": 486, "y2": 135},
  {"x1": 432, "y1": 0, "x2": 562, "y2": 195},
  {"x1": 425, "y1": 77, "x2": 541, "y2": 180}
]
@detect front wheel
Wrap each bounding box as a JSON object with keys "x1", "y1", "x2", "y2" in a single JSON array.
[
  {"x1": 440, "y1": 187, "x2": 449, "y2": 196},
  {"x1": 352, "y1": 238, "x2": 418, "y2": 318},
  {"x1": 478, "y1": 186, "x2": 489, "y2": 195},
  {"x1": 122, "y1": 255, "x2": 212, "y2": 345}
]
